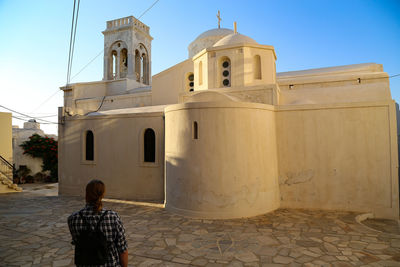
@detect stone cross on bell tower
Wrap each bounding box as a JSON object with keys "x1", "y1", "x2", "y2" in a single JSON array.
[{"x1": 217, "y1": 10, "x2": 222, "y2": 29}]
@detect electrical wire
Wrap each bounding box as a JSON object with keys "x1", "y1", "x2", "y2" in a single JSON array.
[
  {"x1": 0, "y1": 105, "x2": 58, "y2": 124},
  {"x1": 68, "y1": 0, "x2": 80, "y2": 85},
  {"x1": 30, "y1": 0, "x2": 162, "y2": 112},
  {"x1": 70, "y1": 50, "x2": 104, "y2": 81},
  {"x1": 67, "y1": 0, "x2": 161, "y2": 83},
  {"x1": 138, "y1": 0, "x2": 160, "y2": 19},
  {"x1": 66, "y1": 0, "x2": 77, "y2": 86},
  {"x1": 31, "y1": 89, "x2": 63, "y2": 113},
  {"x1": 11, "y1": 115, "x2": 59, "y2": 125}
]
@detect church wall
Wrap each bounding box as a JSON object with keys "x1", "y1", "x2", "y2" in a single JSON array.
[
  {"x1": 277, "y1": 67, "x2": 391, "y2": 105},
  {"x1": 276, "y1": 101, "x2": 399, "y2": 219},
  {"x1": 58, "y1": 113, "x2": 164, "y2": 202},
  {"x1": 213, "y1": 48, "x2": 244, "y2": 89},
  {"x1": 194, "y1": 53, "x2": 209, "y2": 91},
  {"x1": 278, "y1": 81, "x2": 391, "y2": 105},
  {"x1": 165, "y1": 101, "x2": 280, "y2": 219},
  {"x1": 152, "y1": 59, "x2": 193, "y2": 105},
  {"x1": 243, "y1": 47, "x2": 276, "y2": 86},
  {"x1": 0, "y1": 112, "x2": 13, "y2": 163},
  {"x1": 73, "y1": 81, "x2": 107, "y2": 100},
  {"x1": 75, "y1": 92, "x2": 152, "y2": 115}
]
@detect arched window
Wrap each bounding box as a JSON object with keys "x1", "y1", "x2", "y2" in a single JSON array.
[
  {"x1": 85, "y1": 131, "x2": 94, "y2": 161},
  {"x1": 186, "y1": 72, "x2": 194, "y2": 92},
  {"x1": 193, "y1": 121, "x2": 198, "y2": 139},
  {"x1": 253, "y1": 55, "x2": 261, "y2": 80},
  {"x1": 219, "y1": 57, "x2": 231, "y2": 87},
  {"x1": 120, "y1": 48, "x2": 128, "y2": 78},
  {"x1": 198, "y1": 61, "x2": 203, "y2": 86},
  {"x1": 144, "y1": 128, "x2": 155, "y2": 162}
]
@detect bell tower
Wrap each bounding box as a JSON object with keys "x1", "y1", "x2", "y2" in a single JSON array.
[{"x1": 102, "y1": 16, "x2": 153, "y2": 85}]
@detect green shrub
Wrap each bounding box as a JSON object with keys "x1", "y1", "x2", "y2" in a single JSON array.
[{"x1": 20, "y1": 134, "x2": 58, "y2": 181}]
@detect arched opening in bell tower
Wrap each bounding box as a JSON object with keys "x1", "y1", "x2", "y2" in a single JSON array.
[
  {"x1": 120, "y1": 48, "x2": 128, "y2": 78},
  {"x1": 134, "y1": 44, "x2": 149, "y2": 85},
  {"x1": 112, "y1": 50, "x2": 117, "y2": 79}
]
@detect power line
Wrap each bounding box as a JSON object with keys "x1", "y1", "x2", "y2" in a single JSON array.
[
  {"x1": 70, "y1": 50, "x2": 104, "y2": 81},
  {"x1": 66, "y1": 0, "x2": 77, "y2": 86},
  {"x1": 31, "y1": 89, "x2": 63, "y2": 113},
  {"x1": 390, "y1": 73, "x2": 400, "y2": 78},
  {"x1": 66, "y1": 0, "x2": 80, "y2": 86},
  {"x1": 67, "y1": 0, "x2": 161, "y2": 82},
  {"x1": 69, "y1": 0, "x2": 80, "y2": 84},
  {"x1": 30, "y1": 0, "x2": 162, "y2": 112},
  {"x1": 11, "y1": 115, "x2": 59, "y2": 125},
  {"x1": 138, "y1": 0, "x2": 160, "y2": 19},
  {"x1": 0, "y1": 105, "x2": 58, "y2": 124}
]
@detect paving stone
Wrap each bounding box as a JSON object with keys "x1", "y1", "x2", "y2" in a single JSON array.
[
  {"x1": 323, "y1": 236, "x2": 340, "y2": 243},
  {"x1": 172, "y1": 257, "x2": 191, "y2": 264},
  {"x1": 193, "y1": 258, "x2": 211, "y2": 266},
  {"x1": 52, "y1": 258, "x2": 71, "y2": 267},
  {"x1": 227, "y1": 260, "x2": 244, "y2": 267},
  {"x1": 302, "y1": 250, "x2": 320, "y2": 257},
  {"x1": 273, "y1": 255, "x2": 293, "y2": 264},
  {"x1": 235, "y1": 251, "x2": 259, "y2": 263},
  {"x1": 324, "y1": 242, "x2": 339, "y2": 253},
  {"x1": 366, "y1": 243, "x2": 389, "y2": 250},
  {"x1": 295, "y1": 255, "x2": 314, "y2": 263},
  {"x1": 296, "y1": 240, "x2": 321, "y2": 247},
  {"x1": 335, "y1": 255, "x2": 349, "y2": 261},
  {"x1": 278, "y1": 248, "x2": 290, "y2": 256},
  {"x1": 348, "y1": 241, "x2": 368, "y2": 249},
  {"x1": 257, "y1": 246, "x2": 278, "y2": 256},
  {"x1": 257, "y1": 235, "x2": 279, "y2": 245},
  {"x1": 1, "y1": 189, "x2": 400, "y2": 266}
]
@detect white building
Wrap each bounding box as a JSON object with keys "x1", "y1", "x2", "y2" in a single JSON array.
[
  {"x1": 13, "y1": 120, "x2": 57, "y2": 177},
  {"x1": 58, "y1": 16, "x2": 398, "y2": 219}
]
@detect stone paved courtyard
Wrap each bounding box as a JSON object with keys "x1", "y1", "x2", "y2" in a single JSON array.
[{"x1": 1, "y1": 185, "x2": 400, "y2": 267}]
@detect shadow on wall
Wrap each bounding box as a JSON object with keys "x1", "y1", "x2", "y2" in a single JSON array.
[{"x1": 165, "y1": 155, "x2": 266, "y2": 214}]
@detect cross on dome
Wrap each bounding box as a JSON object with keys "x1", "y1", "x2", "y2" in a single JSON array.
[{"x1": 217, "y1": 10, "x2": 222, "y2": 28}]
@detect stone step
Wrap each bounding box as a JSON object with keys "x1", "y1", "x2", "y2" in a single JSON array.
[{"x1": 0, "y1": 173, "x2": 22, "y2": 193}]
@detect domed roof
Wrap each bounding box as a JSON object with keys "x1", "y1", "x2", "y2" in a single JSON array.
[
  {"x1": 193, "y1": 28, "x2": 234, "y2": 41},
  {"x1": 213, "y1": 33, "x2": 257, "y2": 47},
  {"x1": 188, "y1": 28, "x2": 234, "y2": 58}
]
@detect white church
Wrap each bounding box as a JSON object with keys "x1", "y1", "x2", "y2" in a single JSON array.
[{"x1": 58, "y1": 16, "x2": 399, "y2": 219}]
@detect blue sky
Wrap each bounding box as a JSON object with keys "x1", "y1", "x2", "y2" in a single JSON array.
[{"x1": 0, "y1": 0, "x2": 399, "y2": 134}]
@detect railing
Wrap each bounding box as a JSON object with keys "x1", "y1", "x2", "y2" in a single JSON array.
[
  {"x1": 0, "y1": 155, "x2": 15, "y2": 182},
  {"x1": 106, "y1": 16, "x2": 150, "y2": 34}
]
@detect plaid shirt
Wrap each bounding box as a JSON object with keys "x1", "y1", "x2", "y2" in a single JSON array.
[{"x1": 68, "y1": 204, "x2": 128, "y2": 267}]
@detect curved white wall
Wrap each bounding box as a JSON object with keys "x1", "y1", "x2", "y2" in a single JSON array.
[{"x1": 165, "y1": 101, "x2": 280, "y2": 219}]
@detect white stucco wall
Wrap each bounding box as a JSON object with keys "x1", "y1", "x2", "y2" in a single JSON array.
[
  {"x1": 12, "y1": 122, "x2": 58, "y2": 175},
  {"x1": 12, "y1": 128, "x2": 44, "y2": 174},
  {"x1": 276, "y1": 101, "x2": 399, "y2": 219},
  {"x1": 165, "y1": 101, "x2": 280, "y2": 219},
  {"x1": 152, "y1": 59, "x2": 193, "y2": 105},
  {"x1": 58, "y1": 110, "x2": 165, "y2": 202}
]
